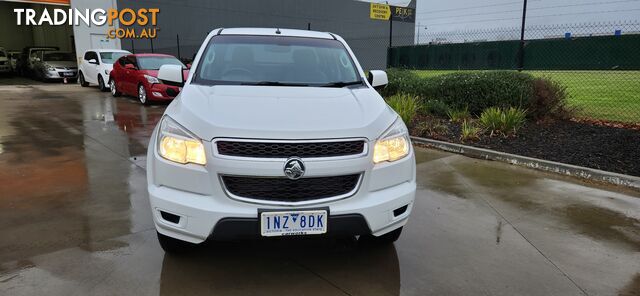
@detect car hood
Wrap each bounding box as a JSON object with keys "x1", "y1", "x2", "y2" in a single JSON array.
[
  {"x1": 140, "y1": 69, "x2": 189, "y2": 81},
  {"x1": 45, "y1": 61, "x2": 76, "y2": 68},
  {"x1": 164, "y1": 84, "x2": 397, "y2": 141}
]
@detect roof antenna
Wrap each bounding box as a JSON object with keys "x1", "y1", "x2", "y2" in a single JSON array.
[{"x1": 275, "y1": 28, "x2": 281, "y2": 34}]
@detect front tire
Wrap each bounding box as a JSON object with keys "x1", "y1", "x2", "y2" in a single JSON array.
[
  {"x1": 157, "y1": 231, "x2": 195, "y2": 254},
  {"x1": 97, "y1": 75, "x2": 107, "y2": 91},
  {"x1": 138, "y1": 84, "x2": 149, "y2": 105},
  {"x1": 110, "y1": 78, "x2": 121, "y2": 97},
  {"x1": 78, "y1": 72, "x2": 89, "y2": 87}
]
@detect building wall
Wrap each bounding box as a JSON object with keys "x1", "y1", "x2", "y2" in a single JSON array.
[
  {"x1": 0, "y1": 2, "x2": 74, "y2": 52},
  {"x1": 70, "y1": 0, "x2": 122, "y2": 65},
  {"x1": 117, "y1": 0, "x2": 415, "y2": 70}
]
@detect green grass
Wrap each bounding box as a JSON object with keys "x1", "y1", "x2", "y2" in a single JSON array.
[{"x1": 412, "y1": 70, "x2": 640, "y2": 122}]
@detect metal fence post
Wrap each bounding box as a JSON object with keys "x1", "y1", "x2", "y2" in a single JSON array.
[
  {"x1": 389, "y1": 18, "x2": 393, "y2": 48},
  {"x1": 176, "y1": 34, "x2": 181, "y2": 60},
  {"x1": 131, "y1": 39, "x2": 135, "y2": 54},
  {"x1": 150, "y1": 38, "x2": 154, "y2": 53},
  {"x1": 517, "y1": 0, "x2": 528, "y2": 70}
]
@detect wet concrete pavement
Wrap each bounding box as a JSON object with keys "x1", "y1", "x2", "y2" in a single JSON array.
[{"x1": 0, "y1": 84, "x2": 639, "y2": 295}]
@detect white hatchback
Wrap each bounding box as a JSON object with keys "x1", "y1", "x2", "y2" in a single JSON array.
[
  {"x1": 148, "y1": 28, "x2": 416, "y2": 253},
  {"x1": 78, "y1": 49, "x2": 130, "y2": 91}
]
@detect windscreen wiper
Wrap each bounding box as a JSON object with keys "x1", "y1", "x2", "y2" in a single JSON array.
[
  {"x1": 241, "y1": 81, "x2": 309, "y2": 86},
  {"x1": 318, "y1": 81, "x2": 363, "y2": 88}
]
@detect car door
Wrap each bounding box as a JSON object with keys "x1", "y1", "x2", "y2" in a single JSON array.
[
  {"x1": 83, "y1": 51, "x2": 99, "y2": 84},
  {"x1": 121, "y1": 56, "x2": 139, "y2": 95}
]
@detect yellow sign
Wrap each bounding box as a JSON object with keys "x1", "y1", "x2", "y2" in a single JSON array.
[{"x1": 370, "y1": 3, "x2": 391, "y2": 20}]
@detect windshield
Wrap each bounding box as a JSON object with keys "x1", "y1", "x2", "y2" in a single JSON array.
[
  {"x1": 138, "y1": 56, "x2": 185, "y2": 70},
  {"x1": 194, "y1": 35, "x2": 361, "y2": 86},
  {"x1": 100, "y1": 52, "x2": 128, "y2": 64},
  {"x1": 43, "y1": 52, "x2": 74, "y2": 61},
  {"x1": 0, "y1": 51, "x2": 5, "y2": 58}
]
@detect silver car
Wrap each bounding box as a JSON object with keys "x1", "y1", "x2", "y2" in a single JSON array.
[{"x1": 32, "y1": 51, "x2": 78, "y2": 82}]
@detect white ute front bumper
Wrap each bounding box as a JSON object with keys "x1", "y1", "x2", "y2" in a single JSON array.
[{"x1": 147, "y1": 128, "x2": 416, "y2": 244}]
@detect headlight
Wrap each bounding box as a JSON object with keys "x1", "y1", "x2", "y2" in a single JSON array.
[
  {"x1": 157, "y1": 116, "x2": 206, "y2": 165},
  {"x1": 373, "y1": 118, "x2": 411, "y2": 164},
  {"x1": 45, "y1": 64, "x2": 55, "y2": 71},
  {"x1": 145, "y1": 74, "x2": 160, "y2": 84}
]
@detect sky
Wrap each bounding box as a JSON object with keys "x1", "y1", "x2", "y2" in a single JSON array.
[{"x1": 416, "y1": 0, "x2": 640, "y2": 32}]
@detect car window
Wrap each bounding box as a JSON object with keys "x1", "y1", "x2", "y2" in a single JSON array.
[
  {"x1": 0, "y1": 51, "x2": 6, "y2": 57},
  {"x1": 100, "y1": 52, "x2": 128, "y2": 64},
  {"x1": 30, "y1": 51, "x2": 43, "y2": 60},
  {"x1": 43, "y1": 52, "x2": 75, "y2": 61},
  {"x1": 194, "y1": 35, "x2": 360, "y2": 86},
  {"x1": 137, "y1": 56, "x2": 185, "y2": 70},
  {"x1": 84, "y1": 51, "x2": 94, "y2": 60}
]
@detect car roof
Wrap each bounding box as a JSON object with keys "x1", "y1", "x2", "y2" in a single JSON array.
[
  {"x1": 130, "y1": 53, "x2": 175, "y2": 57},
  {"x1": 88, "y1": 49, "x2": 131, "y2": 53},
  {"x1": 217, "y1": 28, "x2": 335, "y2": 40}
]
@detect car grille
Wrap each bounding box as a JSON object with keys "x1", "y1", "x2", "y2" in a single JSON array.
[
  {"x1": 221, "y1": 174, "x2": 361, "y2": 202},
  {"x1": 216, "y1": 140, "x2": 365, "y2": 158}
]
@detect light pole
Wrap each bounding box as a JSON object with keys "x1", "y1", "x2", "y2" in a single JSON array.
[{"x1": 417, "y1": 25, "x2": 427, "y2": 45}]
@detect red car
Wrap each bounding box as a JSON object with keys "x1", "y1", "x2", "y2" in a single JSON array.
[{"x1": 109, "y1": 53, "x2": 189, "y2": 105}]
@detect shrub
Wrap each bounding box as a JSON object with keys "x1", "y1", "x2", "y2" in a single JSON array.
[
  {"x1": 425, "y1": 71, "x2": 534, "y2": 115},
  {"x1": 529, "y1": 77, "x2": 575, "y2": 120},
  {"x1": 460, "y1": 120, "x2": 481, "y2": 142},
  {"x1": 447, "y1": 107, "x2": 471, "y2": 123},
  {"x1": 423, "y1": 99, "x2": 451, "y2": 117},
  {"x1": 478, "y1": 107, "x2": 527, "y2": 136},
  {"x1": 413, "y1": 118, "x2": 449, "y2": 138},
  {"x1": 380, "y1": 68, "x2": 421, "y2": 97},
  {"x1": 502, "y1": 107, "x2": 527, "y2": 134},
  {"x1": 478, "y1": 107, "x2": 504, "y2": 136},
  {"x1": 386, "y1": 93, "x2": 419, "y2": 126},
  {"x1": 383, "y1": 70, "x2": 572, "y2": 124}
]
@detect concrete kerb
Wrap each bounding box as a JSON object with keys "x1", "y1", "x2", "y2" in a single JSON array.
[{"x1": 411, "y1": 136, "x2": 640, "y2": 190}]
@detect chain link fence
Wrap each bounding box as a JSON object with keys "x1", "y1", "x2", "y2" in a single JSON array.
[{"x1": 384, "y1": 21, "x2": 640, "y2": 123}]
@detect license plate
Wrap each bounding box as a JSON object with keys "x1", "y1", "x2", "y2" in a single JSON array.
[
  {"x1": 260, "y1": 210, "x2": 327, "y2": 237},
  {"x1": 63, "y1": 72, "x2": 75, "y2": 77}
]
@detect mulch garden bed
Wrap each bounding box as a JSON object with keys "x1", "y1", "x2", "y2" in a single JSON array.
[{"x1": 410, "y1": 116, "x2": 640, "y2": 177}]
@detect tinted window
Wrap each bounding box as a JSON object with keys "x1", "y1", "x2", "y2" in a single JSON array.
[
  {"x1": 137, "y1": 56, "x2": 184, "y2": 70},
  {"x1": 84, "y1": 51, "x2": 94, "y2": 60},
  {"x1": 0, "y1": 51, "x2": 6, "y2": 57},
  {"x1": 100, "y1": 52, "x2": 128, "y2": 64},
  {"x1": 194, "y1": 35, "x2": 360, "y2": 86}
]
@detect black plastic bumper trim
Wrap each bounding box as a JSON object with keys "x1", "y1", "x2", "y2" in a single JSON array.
[{"x1": 209, "y1": 214, "x2": 371, "y2": 241}]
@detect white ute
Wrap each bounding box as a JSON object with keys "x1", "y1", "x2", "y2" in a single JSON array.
[{"x1": 148, "y1": 28, "x2": 416, "y2": 253}]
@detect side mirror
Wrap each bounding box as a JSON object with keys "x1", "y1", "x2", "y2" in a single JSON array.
[
  {"x1": 124, "y1": 64, "x2": 136, "y2": 70},
  {"x1": 367, "y1": 70, "x2": 388, "y2": 90},
  {"x1": 158, "y1": 64, "x2": 185, "y2": 87},
  {"x1": 88, "y1": 59, "x2": 99, "y2": 65}
]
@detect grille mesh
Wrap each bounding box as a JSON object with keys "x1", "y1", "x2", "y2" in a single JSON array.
[
  {"x1": 216, "y1": 140, "x2": 365, "y2": 158},
  {"x1": 221, "y1": 174, "x2": 361, "y2": 202}
]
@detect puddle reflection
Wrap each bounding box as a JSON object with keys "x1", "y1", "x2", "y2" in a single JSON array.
[{"x1": 160, "y1": 239, "x2": 400, "y2": 296}]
